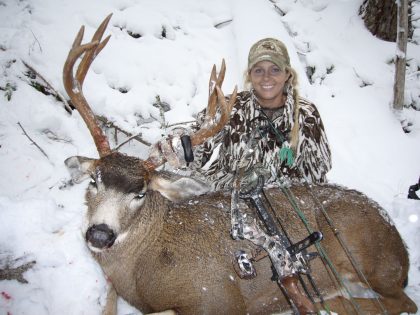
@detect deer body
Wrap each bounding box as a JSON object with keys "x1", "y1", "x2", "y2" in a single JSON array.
[{"x1": 66, "y1": 152, "x2": 417, "y2": 315}]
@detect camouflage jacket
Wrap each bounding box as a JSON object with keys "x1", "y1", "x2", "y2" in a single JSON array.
[{"x1": 188, "y1": 89, "x2": 332, "y2": 191}]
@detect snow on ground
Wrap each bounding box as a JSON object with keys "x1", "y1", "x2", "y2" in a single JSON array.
[{"x1": 0, "y1": 0, "x2": 420, "y2": 314}]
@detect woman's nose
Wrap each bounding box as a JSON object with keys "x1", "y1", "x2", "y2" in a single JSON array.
[{"x1": 262, "y1": 72, "x2": 271, "y2": 80}]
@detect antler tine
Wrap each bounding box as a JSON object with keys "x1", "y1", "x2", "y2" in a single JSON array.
[
  {"x1": 216, "y1": 58, "x2": 226, "y2": 87},
  {"x1": 72, "y1": 25, "x2": 85, "y2": 49},
  {"x1": 76, "y1": 13, "x2": 113, "y2": 85},
  {"x1": 218, "y1": 84, "x2": 237, "y2": 122},
  {"x1": 208, "y1": 64, "x2": 217, "y2": 95},
  {"x1": 207, "y1": 65, "x2": 218, "y2": 118},
  {"x1": 145, "y1": 60, "x2": 235, "y2": 169},
  {"x1": 190, "y1": 84, "x2": 237, "y2": 147},
  {"x1": 63, "y1": 15, "x2": 113, "y2": 157},
  {"x1": 207, "y1": 59, "x2": 226, "y2": 118}
]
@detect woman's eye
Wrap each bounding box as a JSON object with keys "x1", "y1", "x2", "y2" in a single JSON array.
[{"x1": 270, "y1": 67, "x2": 281, "y2": 75}]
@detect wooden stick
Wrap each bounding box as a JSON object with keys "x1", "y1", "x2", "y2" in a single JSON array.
[
  {"x1": 22, "y1": 60, "x2": 72, "y2": 114},
  {"x1": 17, "y1": 122, "x2": 49, "y2": 159}
]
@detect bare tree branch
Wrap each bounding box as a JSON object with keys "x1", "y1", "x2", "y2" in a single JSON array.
[
  {"x1": 21, "y1": 60, "x2": 72, "y2": 114},
  {"x1": 17, "y1": 122, "x2": 50, "y2": 159},
  {"x1": 167, "y1": 120, "x2": 196, "y2": 128},
  {"x1": 96, "y1": 115, "x2": 152, "y2": 147},
  {"x1": 29, "y1": 29, "x2": 43, "y2": 53},
  {"x1": 112, "y1": 134, "x2": 145, "y2": 151},
  {"x1": 214, "y1": 19, "x2": 233, "y2": 29}
]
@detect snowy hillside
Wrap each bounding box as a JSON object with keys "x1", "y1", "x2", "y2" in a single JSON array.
[{"x1": 1, "y1": 0, "x2": 420, "y2": 314}]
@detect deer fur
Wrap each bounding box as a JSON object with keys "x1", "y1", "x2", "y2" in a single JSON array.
[{"x1": 66, "y1": 152, "x2": 418, "y2": 315}]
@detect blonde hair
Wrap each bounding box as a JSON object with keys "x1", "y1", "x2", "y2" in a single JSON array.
[{"x1": 244, "y1": 66, "x2": 301, "y2": 150}]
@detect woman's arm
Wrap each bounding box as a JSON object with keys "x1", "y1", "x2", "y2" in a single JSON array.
[{"x1": 293, "y1": 100, "x2": 332, "y2": 183}]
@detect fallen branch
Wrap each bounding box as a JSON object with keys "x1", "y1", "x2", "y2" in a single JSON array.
[
  {"x1": 112, "y1": 119, "x2": 196, "y2": 151},
  {"x1": 21, "y1": 60, "x2": 72, "y2": 114},
  {"x1": 96, "y1": 115, "x2": 152, "y2": 147},
  {"x1": 17, "y1": 122, "x2": 49, "y2": 159},
  {"x1": 29, "y1": 29, "x2": 43, "y2": 53},
  {"x1": 214, "y1": 19, "x2": 233, "y2": 29},
  {"x1": 167, "y1": 120, "x2": 196, "y2": 128},
  {"x1": 42, "y1": 128, "x2": 72, "y2": 143},
  {"x1": 113, "y1": 133, "x2": 146, "y2": 151},
  {"x1": 273, "y1": 4, "x2": 286, "y2": 16}
]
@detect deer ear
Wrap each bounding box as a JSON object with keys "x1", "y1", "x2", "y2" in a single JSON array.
[
  {"x1": 65, "y1": 156, "x2": 96, "y2": 183},
  {"x1": 149, "y1": 173, "x2": 210, "y2": 202}
]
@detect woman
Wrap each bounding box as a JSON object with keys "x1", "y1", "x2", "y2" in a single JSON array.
[
  {"x1": 148, "y1": 38, "x2": 331, "y2": 313},
  {"x1": 151, "y1": 38, "x2": 332, "y2": 191}
]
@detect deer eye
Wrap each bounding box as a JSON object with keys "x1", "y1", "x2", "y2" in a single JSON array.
[
  {"x1": 135, "y1": 193, "x2": 146, "y2": 199},
  {"x1": 129, "y1": 192, "x2": 146, "y2": 210},
  {"x1": 88, "y1": 176, "x2": 98, "y2": 195},
  {"x1": 89, "y1": 177, "x2": 97, "y2": 187}
]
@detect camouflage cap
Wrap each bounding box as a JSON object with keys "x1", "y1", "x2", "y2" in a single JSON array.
[{"x1": 248, "y1": 38, "x2": 290, "y2": 71}]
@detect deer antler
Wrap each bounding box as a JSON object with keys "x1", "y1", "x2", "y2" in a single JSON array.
[
  {"x1": 63, "y1": 14, "x2": 113, "y2": 157},
  {"x1": 145, "y1": 60, "x2": 237, "y2": 171},
  {"x1": 190, "y1": 59, "x2": 237, "y2": 146}
]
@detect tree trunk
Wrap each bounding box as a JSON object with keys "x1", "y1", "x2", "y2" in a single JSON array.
[
  {"x1": 359, "y1": 0, "x2": 413, "y2": 42},
  {"x1": 393, "y1": 0, "x2": 409, "y2": 111}
]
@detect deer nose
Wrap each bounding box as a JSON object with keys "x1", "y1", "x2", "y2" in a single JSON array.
[{"x1": 86, "y1": 224, "x2": 116, "y2": 249}]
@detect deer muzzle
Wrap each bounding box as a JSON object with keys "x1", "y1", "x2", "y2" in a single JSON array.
[{"x1": 86, "y1": 223, "x2": 116, "y2": 249}]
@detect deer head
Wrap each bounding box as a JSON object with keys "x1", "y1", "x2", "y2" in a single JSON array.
[{"x1": 63, "y1": 14, "x2": 236, "y2": 251}]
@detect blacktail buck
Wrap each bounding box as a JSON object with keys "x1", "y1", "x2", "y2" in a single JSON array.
[{"x1": 63, "y1": 14, "x2": 418, "y2": 315}]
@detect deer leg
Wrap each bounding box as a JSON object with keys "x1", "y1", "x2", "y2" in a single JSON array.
[
  {"x1": 317, "y1": 296, "x2": 364, "y2": 315},
  {"x1": 319, "y1": 294, "x2": 418, "y2": 315},
  {"x1": 363, "y1": 267, "x2": 418, "y2": 314},
  {"x1": 360, "y1": 264, "x2": 418, "y2": 314},
  {"x1": 102, "y1": 284, "x2": 117, "y2": 315},
  {"x1": 378, "y1": 290, "x2": 418, "y2": 315}
]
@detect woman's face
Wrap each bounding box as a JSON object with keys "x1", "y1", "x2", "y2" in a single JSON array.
[{"x1": 250, "y1": 60, "x2": 290, "y2": 109}]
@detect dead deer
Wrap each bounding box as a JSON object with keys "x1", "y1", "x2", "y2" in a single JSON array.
[{"x1": 63, "y1": 15, "x2": 418, "y2": 315}]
